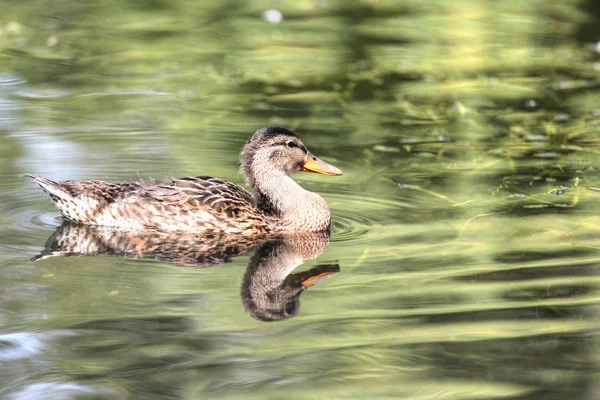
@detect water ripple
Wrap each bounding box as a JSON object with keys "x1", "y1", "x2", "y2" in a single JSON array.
[
  {"x1": 332, "y1": 208, "x2": 373, "y2": 243},
  {"x1": 0, "y1": 331, "x2": 76, "y2": 361},
  {"x1": 329, "y1": 192, "x2": 402, "y2": 244},
  {"x1": 4, "y1": 189, "x2": 61, "y2": 234},
  {"x1": 11, "y1": 382, "x2": 116, "y2": 400}
]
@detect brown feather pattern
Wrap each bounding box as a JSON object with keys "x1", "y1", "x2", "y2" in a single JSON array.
[{"x1": 38, "y1": 176, "x2": 269, "y2": 234}]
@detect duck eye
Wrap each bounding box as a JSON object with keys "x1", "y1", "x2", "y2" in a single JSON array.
[
  {"x1": 287, "y1": 141, "x2": 296, "y2": 148},
  {"x1": 285, "y1": 303, "x2": 295, "y2": 315}
]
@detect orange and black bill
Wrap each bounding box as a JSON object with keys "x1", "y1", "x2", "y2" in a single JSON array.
[
  {"x1": 297, "y1": 264, "x2": 341, "y2": 288},
  {"x1": 301, "y1": 152, "x2": 343, "y2": 176}
]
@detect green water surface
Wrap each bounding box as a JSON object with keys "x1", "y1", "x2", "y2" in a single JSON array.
[{"x1": 1, "y1": 1, "x2": 600, "y2": 399}]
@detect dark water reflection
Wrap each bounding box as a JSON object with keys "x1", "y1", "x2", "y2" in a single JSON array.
[{"x1": 35, "y1": 223, "x2": 339, "y2": 322}]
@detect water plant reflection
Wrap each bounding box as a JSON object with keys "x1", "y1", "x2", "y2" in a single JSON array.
[{"x1": 33, "y1": 223, "x2": 339, "y2": 322}]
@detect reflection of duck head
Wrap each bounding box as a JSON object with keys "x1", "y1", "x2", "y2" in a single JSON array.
[
  {"x1": 33, "y1": 224, "x2": 340, "y2": 322},
  {"x1": 241, "y1": 234, "x2": 339, "y2": 322}
]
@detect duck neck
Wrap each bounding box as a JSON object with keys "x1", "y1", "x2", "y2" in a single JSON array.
[
  {"x1": 246, "y1": 161, "x2": 331, "y2": 232},
  {"x1": 252, "y1": 166, "x2": 307, "y2": 216}
]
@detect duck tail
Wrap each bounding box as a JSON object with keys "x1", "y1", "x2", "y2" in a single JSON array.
[{"x1": 25, "y1": 174, "x2": 72, "y2": 200}]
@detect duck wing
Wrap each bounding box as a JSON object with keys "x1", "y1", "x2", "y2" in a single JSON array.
[
  {"x1": 132, "y1": 176, "x2": 268, "y2": 233},
  {"x1": 28, "y1": 175, "x2": 268, "y2": 233},
  {"x1": 143, "y1": 177, "x2": 254, "y2": 215}
]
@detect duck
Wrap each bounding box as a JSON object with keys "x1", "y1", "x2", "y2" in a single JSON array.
[{"x1": 27, "y1": 126, "x2": 342, "y2": 234}]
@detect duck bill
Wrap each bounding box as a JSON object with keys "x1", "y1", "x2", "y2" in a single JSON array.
[
  {"x1": 301, "y1": 153, "x2": 342, "y2": 176},
  {"x1": 297, "y1": 264, "x2": 340, "y2": 288}
]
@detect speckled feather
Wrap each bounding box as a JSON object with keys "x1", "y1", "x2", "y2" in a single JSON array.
[{"x1": 27, "y1": 174, "x2": 269, "y2": 234}]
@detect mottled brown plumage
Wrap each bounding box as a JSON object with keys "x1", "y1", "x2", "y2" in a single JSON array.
[{"x1": 27, "y1": 127, "x2": 342, "y2": 234}]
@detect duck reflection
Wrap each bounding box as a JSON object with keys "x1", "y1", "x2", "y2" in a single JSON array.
[
  {"x1": 33, "y1": 223, "x2": 339, "y2": 322},
  {"x1": 241, "y1": 236, "x2": 339, "y2": 321}
]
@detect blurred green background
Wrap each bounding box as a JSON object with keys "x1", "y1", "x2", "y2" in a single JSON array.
[{"x1": 1, "y1": 0, "x2": 600, "y2": 399}]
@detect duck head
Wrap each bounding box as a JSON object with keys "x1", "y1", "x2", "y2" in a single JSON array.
[{"x1": 241, "y1": 126, "x2": 342, "y2": 189}]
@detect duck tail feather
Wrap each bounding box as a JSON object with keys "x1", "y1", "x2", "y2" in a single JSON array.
[{"x1": 26, "y1": 174, "x2": 72, "y2": 200}]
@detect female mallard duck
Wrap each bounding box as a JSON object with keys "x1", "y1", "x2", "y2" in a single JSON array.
[{"x1": 27, "y1": 126, "x2": 342, "y2": 234}]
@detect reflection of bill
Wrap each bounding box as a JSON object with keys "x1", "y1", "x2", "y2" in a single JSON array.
[
  {"x1": 241, "y1": 238, "x2": 339, "y2": 322},
  {"x1": 32, "y1": 223, "x2": 340, "y2": 322}
]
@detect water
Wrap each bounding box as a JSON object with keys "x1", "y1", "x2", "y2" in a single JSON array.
[{"x1": 1, "y1": 1, "x2": 600, "y2": 399}]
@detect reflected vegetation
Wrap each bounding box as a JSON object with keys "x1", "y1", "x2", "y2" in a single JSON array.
[{"x1": 34, "y1": 223, "x2": 339, "y2": 322}]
